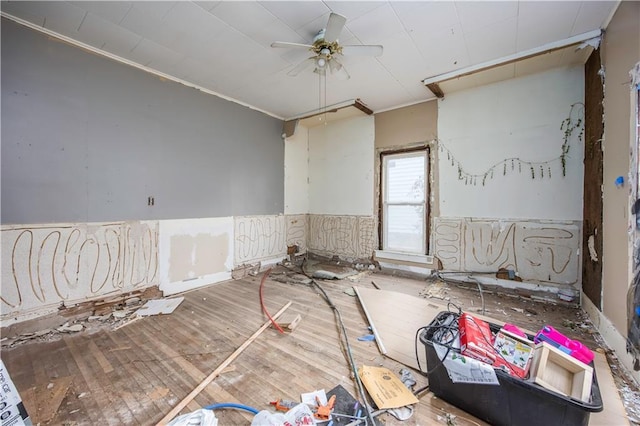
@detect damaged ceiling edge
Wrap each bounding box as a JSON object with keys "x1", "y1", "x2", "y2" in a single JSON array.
[{"x1": 422, "y1": 29, "x2": 603, "y2": 97}]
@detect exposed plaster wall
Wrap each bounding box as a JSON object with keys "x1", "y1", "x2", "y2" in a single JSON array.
[
  {"x1": 432, "y1": 67, "x2": 586, "y2": 295},
  {"x1": 434, "y1": 217, "x2": 581, "y2": 293},
  {"x1": 438, "y1": 66, "x2": 585, "y2": 220},
  {"x1": 285, "y1": 214, "x2": 308, "y2": 254},
  {"x1": 2, "y1": 221, "x2": 159, "y2": 324},
  {"x1": 307, "y1": 214, "x2": 376, "y2": 260},
  {"x1": 601, "y1": 1, "x2": 640, "y2": 335},
  {"x1": 234, "y1": 215, "x2": 286, "y2": 265},
  {"x1": 2, "y1": 214, "x2": 307, "y2": 323}
]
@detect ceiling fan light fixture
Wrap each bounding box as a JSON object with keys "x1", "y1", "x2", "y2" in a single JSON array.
[{"x1": 316, "y1": 57, "x2": 327, "y2": 68}]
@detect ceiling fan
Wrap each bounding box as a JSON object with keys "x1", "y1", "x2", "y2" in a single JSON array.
[{"x1": 271, "y1": 12, "x2": 383, "y2": 80}]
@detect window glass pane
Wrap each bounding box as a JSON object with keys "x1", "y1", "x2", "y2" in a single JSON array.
[
  {"x1": 386, "y1": 205, "x2": 424, "y2": 253},
  {"x1": 386, "y1": 155, "x2": 425, "y2": 203}
]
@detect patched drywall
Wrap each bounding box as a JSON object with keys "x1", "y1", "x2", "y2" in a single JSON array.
[
  {"x1": 374, "y1": 101, "x2": 437, "y2": 149},
  {"x1": 308, "y1": 214, "x2": 376, "y2": 260},
  {"x1": 1, "y1": 221, "x2": 159, "y2": 324},
  {"x1": 158, "y1": 218, "x2": 233, "y2": 296},
  {"x1": 169, "y1": 233, "x2": 229, "y2": 283},
  {"x1": 438, "y1": 67, "x2": 585, "y2": 220},
  {"x1": 433, "y1": 217, "x2": 581, "y2": 290},
  {"x1": 308, "y1": 116, "x2": 375, "y2": 216}
]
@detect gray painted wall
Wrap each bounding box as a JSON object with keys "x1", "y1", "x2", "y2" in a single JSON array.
[{"x1": 1, "y1": 19, "x2": 284, "y2": 224}]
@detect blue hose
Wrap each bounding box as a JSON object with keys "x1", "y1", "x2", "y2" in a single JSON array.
[{"x1": 204, "y1": 402, "x2": 260, "y2": 415}]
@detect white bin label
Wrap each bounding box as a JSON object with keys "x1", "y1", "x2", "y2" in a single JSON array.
[{"x1": 434, "y1": 344, "x2": 499, "y2": 385}]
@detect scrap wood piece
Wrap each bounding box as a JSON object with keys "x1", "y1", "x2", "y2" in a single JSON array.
[
  {"x1": 156, "y1": 301, "x2": 293, "y2": 425},
  {"x1": 277, "y1": 314, "x2": 301, "y2": 331},
  {"x1": 136, "y1": 297, "x2": 184, "y2": 317}
]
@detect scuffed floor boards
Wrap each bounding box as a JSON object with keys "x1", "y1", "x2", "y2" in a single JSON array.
[{"x1": 21, "y1": 376, "x2": 73, "y2": 424}]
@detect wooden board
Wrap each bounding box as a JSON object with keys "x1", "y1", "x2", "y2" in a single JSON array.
[
  {"x1": 589, "y1": 352, "x2": 630, "y2": 425},
  {"x1": 354, "y1": 286, "x2": 445, "y2": 371}
]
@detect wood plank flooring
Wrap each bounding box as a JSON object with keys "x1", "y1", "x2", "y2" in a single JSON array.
[{"x1": 0, "y1": 269, "x2": 629, "y2": 425}]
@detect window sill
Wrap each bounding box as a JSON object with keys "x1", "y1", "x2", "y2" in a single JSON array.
[{"x1": 374, "y1": 250, "x2": 433, "y2": 265}]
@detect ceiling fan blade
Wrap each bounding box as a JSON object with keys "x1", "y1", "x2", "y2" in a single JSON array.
[
  {"x1": 342, "y1": 45, "x2": 383, "y2": 57},
  {"x1": 271, "y1": 41, "x2": 314, "y2": 49},
  {"x1": 329, "y1": 58, "x2": 350, "y2": 80},
  {"x1": 287, "y1": 57, "x2": 315, "y2": 76},
  {"x1": 323, "y1": 12, "x2": 347, "y2": 43}
]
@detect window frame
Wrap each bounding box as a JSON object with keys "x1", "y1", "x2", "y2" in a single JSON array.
[{"x1": 379, "y1": 146, "x2": 431, "y2": 254}]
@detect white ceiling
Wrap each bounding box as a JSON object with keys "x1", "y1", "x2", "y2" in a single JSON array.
[{"x1": 1, "y1": 1, "x2": 618, "y2": 120}]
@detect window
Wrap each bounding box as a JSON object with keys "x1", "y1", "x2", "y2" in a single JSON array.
[{"x1": 381, "y1": 149, "x2": 429, "y2": 254}]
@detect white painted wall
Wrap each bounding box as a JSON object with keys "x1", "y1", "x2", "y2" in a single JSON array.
[
  {"x1": 308, "y1": 116, "x2": 375, "y2": 216},
  {"x1": 284, "y1": 126, "x2": 309, "y2": 214},
  {"x1": 438, "y1": 66, "x2": 585, "y2": 220}
]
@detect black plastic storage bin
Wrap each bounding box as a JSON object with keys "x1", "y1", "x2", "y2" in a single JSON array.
[{"x1": 420, "y1": 311, "x2": 603, "y2": 426}]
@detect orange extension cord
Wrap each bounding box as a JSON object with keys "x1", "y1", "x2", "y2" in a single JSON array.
[{"x1": 259, "y1": 268, "x2": 285, "y2": 334}]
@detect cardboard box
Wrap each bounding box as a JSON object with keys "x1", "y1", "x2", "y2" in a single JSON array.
[
  {"x1": 492, "y1": 329, "x2": 535, "y2": 378},
  {"x1": 530, "y1": 342, "x2": 593, "y2": 403},
  {"x1": 0, "y1": 360, "x2": 32, "y2": 426}
]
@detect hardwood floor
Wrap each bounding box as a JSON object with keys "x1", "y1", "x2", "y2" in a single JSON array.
[{"x1": 0, "y1": 268, "x2": 626, "y2": 425}]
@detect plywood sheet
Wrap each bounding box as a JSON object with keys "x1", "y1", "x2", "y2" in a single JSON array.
[{"x1": 354, "y1": 286, "x2": 445, "y2": 371}]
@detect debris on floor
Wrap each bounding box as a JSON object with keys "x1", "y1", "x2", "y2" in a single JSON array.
[
  {"x1": 21, "y1": 376, "x2": 73, "y2": 424},
  {"x1": 276, "y1": 314, "x2": 301, "y2": 332},
  {"x1": 1, "y1": 286, "x2": 164, "y2": 348},
  {"x1": 358, "y1": 365, "x2": 419, "y2": 409},
  {"x1": 135, "y1": 297, "x2": 184, "y2": 317}
]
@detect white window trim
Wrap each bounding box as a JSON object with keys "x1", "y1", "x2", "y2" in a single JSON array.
[{"x1": 381, "y1": 150, "x2": 428, "y2": 255}]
